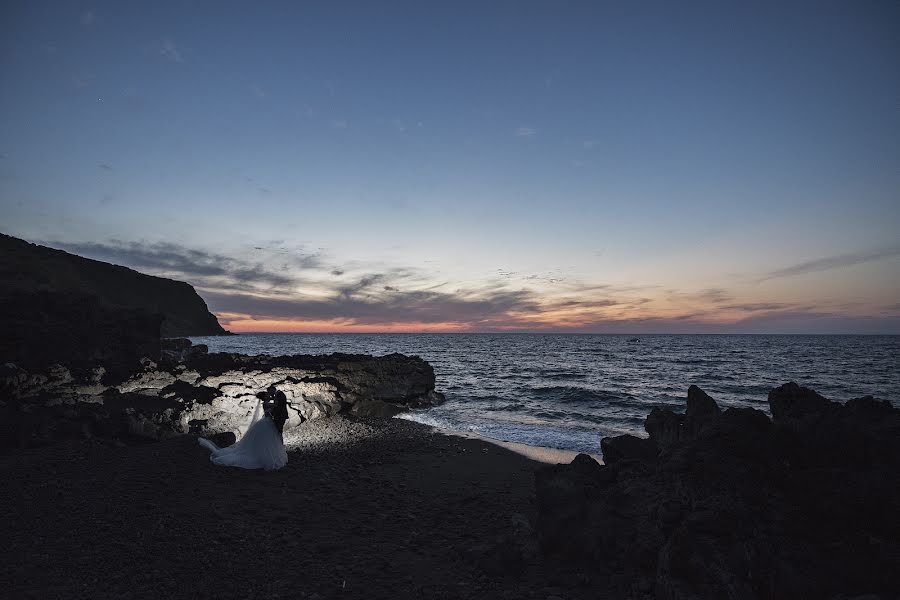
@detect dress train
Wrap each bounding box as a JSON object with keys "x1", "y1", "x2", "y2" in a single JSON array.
[{"x1": 198, "y1": 399, "x2": 288, "y2": 470}]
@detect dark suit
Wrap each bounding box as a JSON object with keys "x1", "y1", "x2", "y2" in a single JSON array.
[{"x1": 272, "y1": 391, "x2": 289, "y2": 436}]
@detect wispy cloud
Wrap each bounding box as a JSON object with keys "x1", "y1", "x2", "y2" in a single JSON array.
[
  {"x1": 332, "y1": 119, "x2": 348, "y2": 129},
  {"x1": 250, "y1": 84, "x2": 267, "y2": 99},
  {"x1": 337, "y1": 274, "x2": 386, "y2": 299},
  {"x1": 80, "y1": 11, "x2": 95, "y2": 26},
  {"x1": 71, "y1": 72, "x2": 95, "y2": 88},
  {"x1": 202, "y1": 271, "x2": 671, "y2": 332},
  {"x1": 665, "y1": 287, "x2": 732, "y2": 305},
  {"x1": 204, "y1": 286, "x2": 545, "y2": 328},
  {"x1": 696, "y1": 288, "x2": 731, "y2": 304},
  {"x1": 762, "y1": 246, "x2": 900, "y2": 281},
  {"x1": 524, "y1": 272, "x2": 565, "y2": 285},
  {"x1": 36, "y1": 238, "x2": 900, "y2": 333},
  {"x1": 159, "y1": 39, "x2": 183, "y2": 63},
  {"x1": 45, "y1": 239, "x2": 316, "y2": 291},
  {"x1": 515, "y1": 126, "x2": 536, "y2": 138},
  {"x1": 43, "y1": 238, "x2": 642, "y2": 330},
  {"x1": 721, "y1": 302, "x2": 802, "y2": 313}
]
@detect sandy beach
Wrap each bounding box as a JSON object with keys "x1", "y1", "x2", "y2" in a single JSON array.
[
  {"x1": 434, "y1": 428, "x2": 603, "y2": 466},
  {"x1": 1, "y1": 417, "x2": 609, "y2": 600}
]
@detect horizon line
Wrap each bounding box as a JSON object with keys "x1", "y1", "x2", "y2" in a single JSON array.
[{"x1": 203, "y1": 330, "x2": 900, "y2": 336}]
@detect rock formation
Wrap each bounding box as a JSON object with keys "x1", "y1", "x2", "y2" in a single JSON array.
[
  {"x1": 535, "y1": 383, "x2": 900, "y2": 599},
  {"x1": 0, "y1": 234, "x2": 226, "y2": 368},
  {"x1": 0, "y1": 290, "x2": 163, "y2": 372},
  {"x1": 1, "y1": 339, "x2": 445, "y2": 449}
]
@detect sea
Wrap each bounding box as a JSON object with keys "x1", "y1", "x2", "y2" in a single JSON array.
[{"x1": 188, "y1": 334, "x2": 900, "y2": 455}]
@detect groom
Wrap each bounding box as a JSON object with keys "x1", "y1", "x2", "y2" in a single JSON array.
[{"x1": 266, "y1": 385, "x2": 289, "y2": 439}]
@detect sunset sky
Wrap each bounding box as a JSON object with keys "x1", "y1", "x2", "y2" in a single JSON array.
[{"x1": 2, "y1": 1, "x2": 899, "y2": 333}]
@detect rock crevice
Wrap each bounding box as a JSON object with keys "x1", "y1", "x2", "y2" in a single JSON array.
[{"x1": 1, "y1": 339, "x2": 445, "y2": 448}]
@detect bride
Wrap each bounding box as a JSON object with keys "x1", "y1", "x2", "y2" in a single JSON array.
[{"x1": 198, "y1": 398, "x2": 288, "y2": 470}]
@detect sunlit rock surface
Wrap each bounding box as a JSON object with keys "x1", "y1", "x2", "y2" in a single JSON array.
[{"x1": 1, "y1": 341, "x2": 445, "y2": 448}]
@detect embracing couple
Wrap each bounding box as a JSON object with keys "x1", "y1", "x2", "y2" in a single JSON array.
[{"x1": 198, "y1": 385, "x2": 290, "y2": 470}]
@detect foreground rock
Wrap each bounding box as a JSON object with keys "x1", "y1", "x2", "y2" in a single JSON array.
[
  {"x1": 1, "y1": 342, "x2": 445, "y2": 449},
  {"x1": 535, "y1": 383, "x2": 900, "y2": 599}
]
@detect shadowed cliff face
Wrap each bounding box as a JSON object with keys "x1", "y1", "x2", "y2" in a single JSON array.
[
  {"x1": 0, "y1": 290, "x2": 163, "y2": 372},
  {"x1": 0, "y1": 233, "x2": 226, "y2": 341}
]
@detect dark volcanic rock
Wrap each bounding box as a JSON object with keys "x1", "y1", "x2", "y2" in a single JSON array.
[
  {"x1": 0, "y1": 232, "x2": 226, "y2": 342},
  {"x1": 536, "y1": 384, "x2": 900, "y2": 599},
  {"x1": 643, "y1": 407, "x2": 684, "y2": 450},
  {"x1": 161, "y1": 337, "x2": 209, "y2": 364},
  {"x1": 0, "y1": 290, "x2": 162, "y2": 373},
  {"x1": 534, "y1": 453, "x2": 613, "y2": 560},
  {"x1": 686, "y1": 384, "x2": 719, "y2": 417},
  {"x1": 600, "y1": 434, "x2": 658, "y2": 465},
  {"x1": 1, "y1": 351, "x2": 446, "y2": 449},
  {"x1": 768, "y1": 381, "x2": 831, "y2": 421},
  {"x1": 644, "y1": 385, "x2": 724, "y2": 452}
]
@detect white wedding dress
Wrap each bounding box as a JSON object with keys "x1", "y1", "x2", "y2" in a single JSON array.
[{"x1": 198, "y1": 400, "x2": 288, "y2": 470}]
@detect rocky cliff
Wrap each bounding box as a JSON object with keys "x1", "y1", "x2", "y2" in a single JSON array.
[
  {"x1": 1, "y1": 340, "x2": 445, "y2": 449},
  {"x1": 535, "y1": 383, "x2": 900, "y2": 599},
  {"x1": 0, "y1": 290, "x2": 164, "y2": 372},
  {"x1": 0, "y1": 233, "x2": 226, "y2": 347}
]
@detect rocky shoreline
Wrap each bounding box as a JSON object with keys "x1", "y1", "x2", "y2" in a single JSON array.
[
  {"x1": 1, "y1": 338, "x2": 445, "y2": 451},
  {"x1": 3, "y1": 335, "x2": 898, "y2": 598},
  {"x1": 536, "y1": 383, "x2": 900, "y2": 599}
]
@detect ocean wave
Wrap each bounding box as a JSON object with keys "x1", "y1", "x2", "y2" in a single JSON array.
[
  {"x1": 482, "y1": 402, "x2": 527, "y2": 412},
  {"x1": 540, "y1": 372, "x2": 589, "y2": 380},
  {"x1": 529, "y1": 385, "x2": 628, "y2": 404},
  {"x1": 194, "y1": 333, "x2": 900, "y2": 455}
]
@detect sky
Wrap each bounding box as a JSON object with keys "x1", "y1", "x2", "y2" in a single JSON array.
[{"x1": 1, "y1": 0, "x2": 899, "y2": 333}]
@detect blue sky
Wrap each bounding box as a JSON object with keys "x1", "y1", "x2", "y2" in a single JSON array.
[{"x1": 2, "y1": 0, "x2": 899, "y2": 332}]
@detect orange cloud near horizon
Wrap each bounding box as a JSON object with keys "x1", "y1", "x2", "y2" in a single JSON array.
[
  {"x1": 215, "y1": 307, "x2": 740, "y2": 334},
  {"x1": 220, "y1": 316, "x2": 478, "y2": 334},
  {"x1": 213, "y1": 300, "x2": 900, "y2": 334}
]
